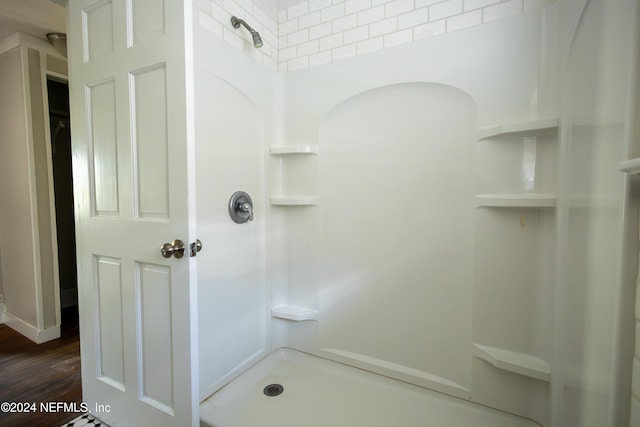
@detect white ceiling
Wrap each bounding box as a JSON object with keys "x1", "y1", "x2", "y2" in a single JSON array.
[{"x1": 0, "y1": 0, "x2": 66, "y2": 42}]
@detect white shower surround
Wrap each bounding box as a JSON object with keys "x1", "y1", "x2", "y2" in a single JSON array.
[
  {"x1": 195, "y1": 3, "x2": 561, "y2": 426},
  {"x1": 194, "y1": 0, "x2": 640, "y2": 425}
]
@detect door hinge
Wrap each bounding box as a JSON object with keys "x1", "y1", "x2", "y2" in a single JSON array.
[{"x1": 190, "y1": 239, "x2": 202, "y2": 257}]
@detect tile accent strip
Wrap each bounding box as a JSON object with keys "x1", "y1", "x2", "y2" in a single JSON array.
[
  {"x1": 276, "y1": 0, "x2": 556, "y2": 71},
  {"x1": 196, "y1": 0, "x2": 557, "y2": 71}
]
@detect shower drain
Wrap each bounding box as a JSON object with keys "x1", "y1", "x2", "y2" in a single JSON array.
[{"x1": 263, "y1": 383, "x2": 284, "y2": 397}]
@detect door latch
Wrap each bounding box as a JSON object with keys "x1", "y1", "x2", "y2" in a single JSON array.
[{"x1": 190, "y1": 239, "x2": 202, "y2": 257}]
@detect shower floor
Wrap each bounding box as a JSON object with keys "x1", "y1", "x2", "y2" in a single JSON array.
[{"x1": 199, "y1": 348, "x2": 540, "y2": 427}]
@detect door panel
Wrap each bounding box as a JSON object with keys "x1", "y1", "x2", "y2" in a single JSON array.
[
  {"x1": 138, "y1": 262, "x2": 173, "y2": 412},
  {"x1": 131, "y1": 64, "x2": 169, "y2": 219},
  {"x1": 68, "y1": 0, "x2": 196, "y2": 425},
  {"x1": 128, "y1": 0, "x2": 166, "y2": 46},
  {"x1": 87, "y1": 79, "x2": 119, "y2": 216},
  {"x1": 83, "y1": 0, "x2": 114, "y2": 61},
  {"x1": 95, "y1": 255, "x2": 124, "y2": 390}
]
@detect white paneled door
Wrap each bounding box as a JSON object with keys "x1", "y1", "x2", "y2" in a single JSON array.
[{"x1": 67, "y1": 1, "x2": 198, "y2": 425}]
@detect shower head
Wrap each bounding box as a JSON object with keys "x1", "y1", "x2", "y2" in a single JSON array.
[
  {"x1": 252, "y1": 32, "x2": 264, "y2": 49},
  {"x1": 230, "y1": 16, "x2": 263, "y2": 49}
]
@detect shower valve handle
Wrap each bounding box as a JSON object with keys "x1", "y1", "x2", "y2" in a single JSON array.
[
  {"x1": 228, "y1": 191, "x2": 254, "y2": 224},
  {"x1": 239, "y1": 202, "x2": 253, "y2": 221}
]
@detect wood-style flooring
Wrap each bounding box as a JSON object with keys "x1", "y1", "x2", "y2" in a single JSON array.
[{"x1": 0, "y1": 307, "x2": 82, "y2": 427}]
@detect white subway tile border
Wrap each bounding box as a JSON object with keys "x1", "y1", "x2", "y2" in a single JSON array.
[
  {"x1": 346, "y1": 0, "x2": 373, "y2": 14},
  {"x1": 357, "y1": 35, "x2": 384, "y2": 54},
  {"x1": 357, "y1": 6, "x2": 385, "y2": 25},
  {"x1": 310, "y1": 50, "x2": 333, "y2": 65},
  {"x1": 274, "y1": 0, "x2": 549, "y2": 70},
  {"x1": 343, "y1": 25, "x2": 369, "y2": 44},
  {"x1": 397, "y1": 8, "x2": 429, "y2": 30},
  {"x1": 429, "y1": 0, "x2": 462, "y2": 21},
  {"x1": 414, "y1": 18, "x2": 445, "y2": 39},
  {"x1": 195, "y1": 0, "x2": 557, "y2": 72},
  {"x1": 483, "y1": 0, "x2": 523, "y2": 22},
  {"x1": 446, "y1": 9, "x2": 481, "y2": 32}
]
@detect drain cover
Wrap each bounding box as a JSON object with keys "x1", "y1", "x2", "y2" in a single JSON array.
[{"x1": 263, "y1": 383, "x2": 284, "y2": 397}]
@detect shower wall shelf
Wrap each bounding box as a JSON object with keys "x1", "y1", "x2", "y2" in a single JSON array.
[
  {"x1": 271, "y1": 305, "x2": 318, "y2": 321},
  {"x1": 270, "y1": 146, "x2": 318, "y2": 206},
  {"x1": 475, "y1": 193, "x2": 556, "y2": 208},
  {"x1": 473, "y1": 344, "x2": 550, "y2": 382},
  {"x1": 478, "y1": 118, "x2": 559, "y2": 140},
  {"x1": 619, "y1": 158, "x2": 640, "y2": 174},
  {"x1": 270, "y1": 145, "x2": 318, "y2": 155},
  {"x1": 271, "y1": 196, "x2": 318, "y2": 206}
]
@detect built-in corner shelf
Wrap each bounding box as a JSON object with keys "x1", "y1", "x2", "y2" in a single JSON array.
[
  {"x1": 271, "y1": 305, "x2": 318, "y2": 321},
  {"x1": 475, "y1": 193, "x2": 556, "y2": 208},
  {"x1": 620, "y1": 158, "x2": 640, "y2": 174},
  {"x1": 473, "y1": 344, "x2": 550, "y2": 382},
  {"x1": 478, "y1": 118, "x2": 559, "y2": 140},
  {"x1": 271, "y1": 196, "x2": 318, "y2": 206},
  {"x1": 270, "y1": 145, "x2": 318, "y2": 155}
]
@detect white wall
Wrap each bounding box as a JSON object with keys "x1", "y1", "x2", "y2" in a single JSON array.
[
  {"x1": 0, "y1": 43, "x2": 59, "y2": 342},
  {"x1": 0, "y1": 47, "x2": 39, "y2": 328},
  {"x1": 0, "y1": 35, "x2": 60, "y2": 343}
]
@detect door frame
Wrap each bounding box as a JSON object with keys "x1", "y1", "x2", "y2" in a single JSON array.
[{"x1": 42, "y1": 69, "x2": 71, "y2": 332}]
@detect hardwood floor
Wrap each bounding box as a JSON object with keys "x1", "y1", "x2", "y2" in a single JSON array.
[{"x1": 0, "y1": 307, "x2": 82, "y2": 427}]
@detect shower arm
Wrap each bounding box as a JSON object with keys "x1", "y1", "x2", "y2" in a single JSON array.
[
  {"x1": 230, "y1": 16, "x2": 264, "y2": 48},
  {"x1": 231, "y1": 16, "x2": 255, "y2": 35}
]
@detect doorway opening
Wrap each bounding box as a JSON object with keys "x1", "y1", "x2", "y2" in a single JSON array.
[{"x1": 47, "y1": 77, "x2": 78, "y2": 329}]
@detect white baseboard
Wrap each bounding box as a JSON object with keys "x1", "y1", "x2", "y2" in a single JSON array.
[
  {"x1": 0, "y1": 303, "x2": 5, "y2": 324},
  {"x1": 3, "y1": 311, "x2": 60, "y2": 343}
]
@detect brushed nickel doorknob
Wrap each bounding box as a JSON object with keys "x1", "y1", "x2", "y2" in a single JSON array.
[{"x1": 160, "y1": 239, "x2": 185, "y2": 258}]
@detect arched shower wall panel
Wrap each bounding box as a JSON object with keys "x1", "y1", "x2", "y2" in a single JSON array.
[{"x1": 315, "y1": 82, "x2": 476, "y2": 394}]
